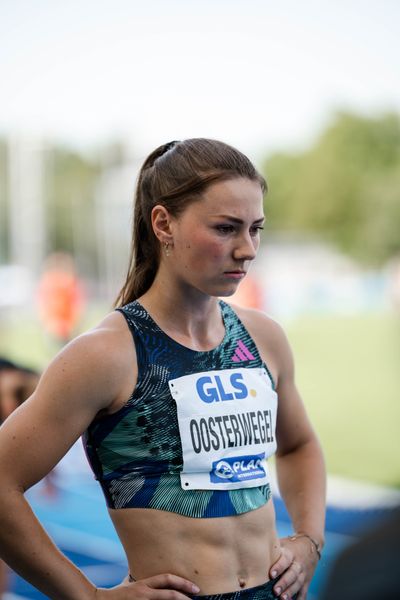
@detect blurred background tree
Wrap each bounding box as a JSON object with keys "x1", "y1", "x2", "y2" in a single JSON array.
[
  {"x1": 1, "y1": 112, "x2": 400, "y2": 274},
  {"x1": 263, "y1": 111, "x2": 400, "y2": 265},
  {"x1": 46, "y1": 146, "x2": 100, "y2": 279}
]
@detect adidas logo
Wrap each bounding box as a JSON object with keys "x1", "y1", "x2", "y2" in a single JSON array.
[{"x1": 231, "y1": 340, "x2": 256, "y2": 362}]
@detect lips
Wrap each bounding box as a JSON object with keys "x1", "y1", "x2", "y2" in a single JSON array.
[{"x1": 223, "y1": 270, "x2": 246, "y2": 278}]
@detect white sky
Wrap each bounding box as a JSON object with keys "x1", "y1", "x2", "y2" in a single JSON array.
[{"x1": 1, "y1": 0, "x2": 399, "y2": 161}]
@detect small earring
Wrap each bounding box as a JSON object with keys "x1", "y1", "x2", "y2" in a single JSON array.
[{"x1": 164, "y1": 242, "x2": 171, "y2": 257}]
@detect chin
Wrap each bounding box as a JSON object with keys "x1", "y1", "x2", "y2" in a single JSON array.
[
  {"x1": 196, "y1": 280, "x2": 241, "y2": 298},
  {"x1": 208, "y1": 283, "x2": 239, "y2": 298},
  {"x1": 217, "y1": 289, "x2": 237, "y2": 298}
]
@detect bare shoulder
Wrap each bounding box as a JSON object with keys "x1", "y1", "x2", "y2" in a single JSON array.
[
  {"x1": 36, "y1": 309, "x2": 137, "y2": 415},
  {"x1": 231, "y1": 304, "x2": 290, "y2": 351},
  {"x1": 74, "y1": 309, "x2": 133, "y2": 364},
  {"x1": 229, "y1": 303, "x2": 294, "y2": 383},
  {"x1": 0, "y1": 311, "x2": 137, "y2": 489}
]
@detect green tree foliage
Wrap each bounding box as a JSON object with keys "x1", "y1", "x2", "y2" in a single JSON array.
[
  {"x1": 0, "y1": 139, "x2": 100, "y2": 273},
  {"x1": 263, "y1": 112, "x2": 400, "y2": 264},
  {"x1": 45, "y1": 146, "x2": 100, "y2": 277}
]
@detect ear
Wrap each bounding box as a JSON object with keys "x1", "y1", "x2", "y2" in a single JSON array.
[{"x1": 151, "y1": 204, "x2": 175, "y2": 245}]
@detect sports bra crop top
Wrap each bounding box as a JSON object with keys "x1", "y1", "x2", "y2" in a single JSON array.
[{"x1": 82, "y1": 300, "x2": 278, "y2": 518}]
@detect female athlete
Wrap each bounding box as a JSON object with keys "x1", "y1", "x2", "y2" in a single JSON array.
[{"x1": 0, "y1": 138, "x2": 325, "y2": 600}]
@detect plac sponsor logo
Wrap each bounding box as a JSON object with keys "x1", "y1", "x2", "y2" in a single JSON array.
[{"x1": 210, "y1": 453, "x2": 266, "y2": 483}]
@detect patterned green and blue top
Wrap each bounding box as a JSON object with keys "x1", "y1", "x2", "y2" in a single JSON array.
[{"x1": 82, "y1": 300, "x2": 276, "y2": 518}]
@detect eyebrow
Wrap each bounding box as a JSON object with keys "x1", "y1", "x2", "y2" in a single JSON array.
[{"x1": 212, "y1": 215, "x2": 265, "y2": 224}]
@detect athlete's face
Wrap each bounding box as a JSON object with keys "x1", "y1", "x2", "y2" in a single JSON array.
[{"x1": 169, "y1": 177, "x2": 264, "y2": 297}]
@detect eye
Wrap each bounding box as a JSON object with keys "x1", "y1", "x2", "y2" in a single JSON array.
[
  {"x1": 216, "y1": 224, "x2": 235, "y2": 234},
  {"x1": 250, "y1": 226, "x2": 264, "y2": 236}
]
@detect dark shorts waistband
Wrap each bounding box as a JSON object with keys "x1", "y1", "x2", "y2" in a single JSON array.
[
  {"x1": 128, "y1": 575, "x2": 288, "y2": 599},
  {"x1": 192, "y1": 579, "x2": 279, "y2": 600}
]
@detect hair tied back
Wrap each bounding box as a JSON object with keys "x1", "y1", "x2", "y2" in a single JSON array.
[
  {"x1": 142, "y1": 140, "x2": 180, "y2": 171},
  {"x1": 162, "y1": 140, "x2": 180, "y2": 153}
]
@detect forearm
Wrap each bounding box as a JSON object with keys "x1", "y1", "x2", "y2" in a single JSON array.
[
  {"x1": 0, "y1": 490, "x2": 96, "y2": 600},
  {"x1": 275, "y1": 437, "x2": 326, "y2": 547}
]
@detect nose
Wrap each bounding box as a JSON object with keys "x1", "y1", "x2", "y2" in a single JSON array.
[{"x1": 233, "y1": 232, "x2": 258, "y2": 262}]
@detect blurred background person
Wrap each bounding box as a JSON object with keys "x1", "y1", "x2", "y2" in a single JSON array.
[
  {"x1": 37, "y1": 253, "x2": 86, "y2": 346},
  {"x1": 0, "y1": 358, "x2": 39, "y2": 423},
  {"x1": 320, "y1": 508, "x2": 400, "y2": 599},
  {"x1": 0, "y1": 358, "x2": 56, "y2": 599}
]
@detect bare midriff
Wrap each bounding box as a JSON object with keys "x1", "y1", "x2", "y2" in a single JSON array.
[{"x1": 109, "y1": 500, "x2": 281, "y2": 594}]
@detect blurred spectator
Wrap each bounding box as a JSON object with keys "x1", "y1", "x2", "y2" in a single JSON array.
[
  {"x1": 229, "y1": 273, "x2": 264, "y2": 310},
  {"x1": 0, "y1": 358, "x2": 56, "y2": 598},
  {"x1": 0, "y1": 358, "x2": 39, "y2": 422},
  {"x1": 320, "y1": 508, "x2": 400, "y2": 599},
  {"x1": 37, "y1": 252, "x2": 86, "y2": 344}
]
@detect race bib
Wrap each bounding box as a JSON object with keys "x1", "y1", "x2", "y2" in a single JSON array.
[{"x1": 168, "y1": 367, "x2": 277, "y2": 491}]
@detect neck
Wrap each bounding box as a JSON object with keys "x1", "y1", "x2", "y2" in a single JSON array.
[{"x1": 138, "y1": 277, "x2": 225, "y2": 351}]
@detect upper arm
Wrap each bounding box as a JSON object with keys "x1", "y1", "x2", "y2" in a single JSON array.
[
  {"x1": 234, "y1": 305, "x2": 316, "y2": 456},
  {"x1": 0, "y1": 312, "x2": 136, "y2": 492},
  {"x1": 271, "y1": 325, "x2": 316, "y2": 455}
]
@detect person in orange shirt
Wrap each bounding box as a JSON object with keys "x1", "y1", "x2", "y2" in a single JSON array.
[{"x1": 37, "y1": 253, "x2": 86, "y2": 344}]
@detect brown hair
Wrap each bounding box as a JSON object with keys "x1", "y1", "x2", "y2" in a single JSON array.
[{"x1": 114, "y1": 138, "x2": 266, "y2": 306}]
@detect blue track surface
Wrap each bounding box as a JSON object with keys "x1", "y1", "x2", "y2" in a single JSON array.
[{"x1": 6, "y1": 472, "x2": 399, "y2": 600}]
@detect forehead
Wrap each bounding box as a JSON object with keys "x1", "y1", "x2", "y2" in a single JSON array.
[{"x1": 187, "y1": 177, "x2": 264, "y2": 218}]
